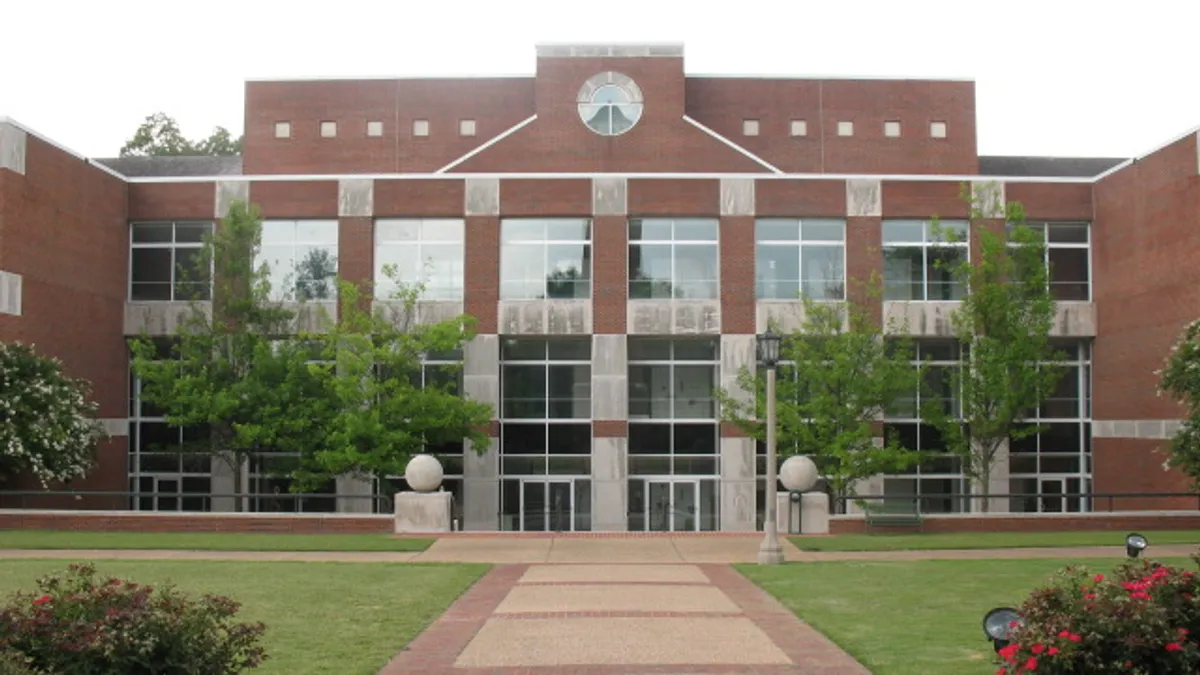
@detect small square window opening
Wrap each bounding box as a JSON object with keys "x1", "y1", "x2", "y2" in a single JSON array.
[
  {"x1": 742, "y1": 119, "x2": 760, "y2": 136},
  {"x1": 789, "y1": 120, "x2": 807, "y2": 137},
  {"x1": 320, "y1": 121, "x2": 337, "y2": 138},
  {"x1": 837, "y1": 121, "x2": 854, "y2": 137},
  {"x1": 413, "y1": 119, "x2": 430, "y2": 137},
  {"x1": 459, "y1": 119, "x2": 477, "y2": 137},
  {"x1": 274, "y1": 122, "x2": 291, "y2": 139},
  {"x1": 884, "y1": 121, "x2": 901, "y2": 138},
  {"x1": 366, "y1": 121, "x2": 384, "y2": 137}
]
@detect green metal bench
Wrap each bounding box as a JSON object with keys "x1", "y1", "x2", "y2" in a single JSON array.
[{"x1": 862, "y1": 499, "x2": 924, "y2": 531}]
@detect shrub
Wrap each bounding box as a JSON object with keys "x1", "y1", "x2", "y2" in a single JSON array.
[
  {"x1": 0, "y1": 649, "x2": 40, "y2": 675},
  {"x1": 0, "y1": 563, "x2": 267, "y2": 675},
  {"x1": 996, "y1": 554, "x2": 1200, "y2": 674}
]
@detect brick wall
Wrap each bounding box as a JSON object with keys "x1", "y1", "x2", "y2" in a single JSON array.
[
  {"x1": 0, "y1": 136, "x2": 130, "y2": 494},
  {"x1": 830, "y1": 512, "x2": 1200, "y2": 535}
]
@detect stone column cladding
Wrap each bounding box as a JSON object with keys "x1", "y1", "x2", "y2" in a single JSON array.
[
  {"x1": 720, "y1": 334, "x2": 757, "y2": 531},
  {"x1": 462, "y1": 334, "x2": 501, "y2": 530},
  {"x1": 591, "y1": 333, "x2": 629, "y2": 531}
]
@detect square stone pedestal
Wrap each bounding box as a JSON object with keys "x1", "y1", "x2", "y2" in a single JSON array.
[
  {"x1": 394, "y1": 491, "x2": 453, "y2": 534},
  {"x1": 776, "y1": 492, "x2": 830, "y2": 535}
]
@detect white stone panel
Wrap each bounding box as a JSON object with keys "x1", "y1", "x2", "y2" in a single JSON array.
[
  {"x1": 465, "y1": 178, "x2": 499, "y2": 216},
  {"x1": 592, "y1": 177, "x2": 628, "y2": 215},
  {"x1": 215, "y1": 181, "x2": 249, "y2": 219},
  {"x1": 846, "y1": 179, "x2": 882, "y2": 217},
  {"x1": 627, "y1": 300, "x2": 720, "y2": 335},
  {"x1": 0, "y1": 271, "x2": 22, "y2": 316},
  {"x1": 0, "y1": 122, "x2": 27, "y2": 175},
  {"x1": 720, "y1": 178, "x2": 755, "y2": 216},
  {"x1": 338, "y1": 179, "x2": 374, "y2": 217}
]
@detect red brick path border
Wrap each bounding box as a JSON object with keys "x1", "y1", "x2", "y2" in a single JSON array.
[{"x1": 377, "y1": 563, "x2": 872, "y2": 675}]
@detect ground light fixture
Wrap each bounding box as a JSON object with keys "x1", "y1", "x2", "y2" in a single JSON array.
[
  {"x1": 983, "y1": 607, "x2": 1023, "y2": 652},
  {"x1": 1126, "y1": 532, "x2": 1149, "y2": 559}
]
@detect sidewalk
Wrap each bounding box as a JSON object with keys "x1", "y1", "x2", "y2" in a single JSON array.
[
  {"x1": 377, "y1": 562, "x2": 872, "y2": 675},
  {"x1": 1, "y1": 535, "x2": 1193, "y2": 564}
]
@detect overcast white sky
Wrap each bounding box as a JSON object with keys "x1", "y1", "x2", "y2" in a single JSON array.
[{"x1": 2, "y1": 0, "x2": 1196, "y2": 160}]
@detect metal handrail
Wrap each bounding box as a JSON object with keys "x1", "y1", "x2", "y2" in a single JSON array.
[{"x1": 0, "y1": 490, "x2": 393, "y2": 514}]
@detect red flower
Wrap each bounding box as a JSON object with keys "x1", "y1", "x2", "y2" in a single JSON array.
[
  {"x1": 1057, "y1": 630, "x2": 1071, "y2": 639},
  {"x1": 1084, "y1": 593, "x2": 1096, "y2": 600},
  {"x1": 996, "y1": 670, "x2": 1006, "y2": 675},
  {"x1": 1094, "y1": 573, "x2": 1105, "y2": 582},
  {"x1": 1068, "y1": 633, "x2": 1082, "y2": 643},
  {"x1": 1048, "y1": 647, "x2": 1060, "y2": 656},
  {"x1": 1179, "y1": 628, "x2": 1190, "y2": 636},
  {"x1": 998, "y1": 643, "x2": 1021, "y2": 663},
  {"x1": 1023, "y1": 656, "x2": 1038, "y2": 670},
  {"x1": 1031, "y1": 644, "x2": 1045, "y2": 655},
  {"x1": 32, "y1": 595, "x2": 52, "y2": 606},
  {"x1": 1166, "y1": 642, "x2": 1184, "y2": 652}
]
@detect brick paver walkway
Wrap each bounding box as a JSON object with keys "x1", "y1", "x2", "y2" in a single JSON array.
[{"x1": 376, "y1": 562, "x2": 872, "y2": 675}]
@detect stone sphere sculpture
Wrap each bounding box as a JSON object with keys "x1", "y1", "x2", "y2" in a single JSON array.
[
  {"x1": 404, "y1": 454, "x2": 444, "y2": 493},
  {"x1": 779, "y1": 455, "x2": 820, "y2": 492}
]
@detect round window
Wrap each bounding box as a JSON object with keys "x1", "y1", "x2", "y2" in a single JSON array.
[{"x1": 577, "y1": 72, "x2": 644, "y2": 136}]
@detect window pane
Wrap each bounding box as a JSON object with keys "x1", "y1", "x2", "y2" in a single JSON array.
[
  {"x1": 375, "y1": 220, "x2": 421, "y2": 243},
  {"x1": 547, "y1": 424, "x2": 591, "y2": 455},
  {"x1": 629, "y1": 219, "x2": 673, "y2": 241},
  {"x1": 131, "y1": 248, "x2": 172, "y2": 284},
  {"x1": 173, "y1": 248, "x2": 210, "y2": 301},
  {"x1": 883, "y1": 220, "x2": 925, "y2": 243},
  {"x1": 674, "y1": 365, "x2": 716, "y2": 418},
  {"x1": 629, "y1": 244, "x2": 673, "y2": 299},
  {"x1": 883, "y1": 247, "x2": 925, "y2": 300},
  {"x1": 175, "y1": 222, "x2": 211, "y2": 243},
  {"x1": 500, "y1": 243, "x2": 546, "y2": 300},
  {"x1": 544, "y1": 219, "x2": 590, "y2": 241},
  {"x1": 422, "y1": 219, "x2": 465, "y2": 242},
  {"x1": 1049, "y1": 248, "x2": 1089, "y2": 301},
  {"x1": 629, "y1": 365, "x2": 671, "y2": 419},
  {"x1": 674, "y1": 218, "x2": 719, "y2": 241},
  {"x1": 801, "y1": 245, "x2": 845, "y2": 300},
  {"x1": 756, "y1": 219, "x2": 799, "y2": 241},
  {"x1": 548, "y1": 338, "x2": 591, "y2": 361},
  {"x1": 548, "y1": 365, "x2": 591, "y2": 419},
  {"x1": 673, "y1": 339, "x2": 718, "y2": 361},
  {"x1": 673, "y1": 244, "x2": 718, "y2": 299},
  {"x1": 757, "y1": 244, "x2": 800, "y2": 300},
  {"x1": 295, "y1": 220, "x2": 338, "y2": 244},
  {"x1": 131, "y1": 223, "x2": 173, "y2": 243},
  {"x1": 1047, "y1": 223, "x2": 1089, "y2": 244},
  {"x1": 546, "y1": 243, "x2": 590, "y2": 299},
  {"x1": 502, "y1": 365, "x2": 546, "y2": 418},
  {"x1": 501, "y1": 221, "x2": 545, "y2": 242},
  {"x1": 674, "y1": 423, "x2": 717, "y2": 454},
  {"x1": 803, "y1": 219, "x2": 845, "y2": 242},
  {"x1": 502, "y1": 424, "x2": 546, "y2": 454},
  {"x1": 628, "y1": 338, "x2": 672, "y2": 362},
  {"x1": 294, "y1": 247, "x2": 338, "y2": 300},
  {"x1": 502, "y1": 339, "x2": 545, "y2": 361},
  {"x1": 927, "y1": 247, "x2": 965, "y2": 300},
  {"x1": 629, "y1": 424, "x2": 671, "y2": 454}
]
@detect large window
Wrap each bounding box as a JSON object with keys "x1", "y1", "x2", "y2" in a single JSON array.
[
  {"x1": 882, "y1": 340, "x2": 969, "y2": 513},
  {"x1": 374, "y1": 219, "x2": 464, "y2": 300},
  {"x1": 882, "y1": 220, "x2": 968, "y2": 301},
  {"x1": 755, "y1": 219, "x2": 846, "y2": 300},
  {"x1": 128, "y1": 339, "x2": 211, "y2": 512},
  {"x1": 627, "y1": 338, "x2": 720, "y2": 531},
  {"x1": 1021, "y1": 222, "x2": 1091, "y2": 302},
  {"x1": 500, "y1": 219, "x2": 591, "y2": 300},
  {"x1": 257, "y1": 220, "x2": 339, "y2": 301},
  {"x1": 629, "y1": 218, "x2": 719, "y2": 300},
  {"x1": 1009, "y1": 339, "x2": 1092, "y2": 513},
  {"x1": 129, "y1": 221, "x2": 213, "y2": 301}
]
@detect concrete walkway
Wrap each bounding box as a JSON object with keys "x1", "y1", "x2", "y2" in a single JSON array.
[
  {"x1": 378, "y1": 562, "x2": 871, "y2": 675},
  {"x1": 1, "y1": 535, "x2": 1193, "y2": 564}
]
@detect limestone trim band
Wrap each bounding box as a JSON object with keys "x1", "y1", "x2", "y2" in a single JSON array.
[{"x1": 0, "y1": 270, "x2": 21, "y2": 316}]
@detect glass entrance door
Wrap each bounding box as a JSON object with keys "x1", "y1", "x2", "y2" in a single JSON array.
[
  {"x1": 646, "y1": 480, "x2": 699, "y2": 532},
  {"x1": 503, "y1": 478, "x2": 591, "y2": 532}
]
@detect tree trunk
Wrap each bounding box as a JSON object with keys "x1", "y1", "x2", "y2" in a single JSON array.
[{"x1": 979, "y1": 464, "x2": 991, "y2": 513}]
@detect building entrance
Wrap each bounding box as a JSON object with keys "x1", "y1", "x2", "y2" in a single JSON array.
[{"x1": 501, "y1": 478, "x2": 591, "y2": 531}]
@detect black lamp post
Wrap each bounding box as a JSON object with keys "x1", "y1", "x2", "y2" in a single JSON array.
[{"x1": 757, "y1": 329, "x2": 785, "y2": 565}]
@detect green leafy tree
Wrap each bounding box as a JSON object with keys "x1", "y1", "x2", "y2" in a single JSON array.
[
  {"x1": 0, "y1": 342, "x2": 104, "y2": 486},
  {"x1": 922, "y1": 185, "x2": 1064, "y2": 511},
  {"x1": 1158, "y1": 320, "x2": 1200, "y2": 488},
  {"x1": 120, "y1": 112, "x2": 242, "y2": 157},
  {"x1": 718, "y1": 293, "x2": 924, "y2": 510},
  {"x1": 290, "y1": 275, "x2": 493, "y2": 494},
  {"x1": 129, "y1": 201, "x2": 323, "y2": 511}
]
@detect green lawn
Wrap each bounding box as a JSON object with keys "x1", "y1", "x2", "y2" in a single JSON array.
[
  {"x1": 740, "y1": 556, "x2": 1194, "y2": 675},
  {"x1": 0, "y1": 530, "x2": 435, "y2": 552},
  {"x1": 791, "y1": 530, "x2": 1200, "y2": 552},
  {"x1": 0, "y1": 560, "x2": 488, "y2": 675}
]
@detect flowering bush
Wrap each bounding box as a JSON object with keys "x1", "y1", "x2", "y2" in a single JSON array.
[
  {"x1": 0, "y1": 649, "x2": 40, "y2": 675},
  {"x1": 0, "y1": 341, "x2": 103, "y2": 486},
  {"x1": 0, "y1": 563, "x2": 267, "y2": 674},
  {"x1": 996, "y1": 554, "x2": 1200, "y2": 674}
]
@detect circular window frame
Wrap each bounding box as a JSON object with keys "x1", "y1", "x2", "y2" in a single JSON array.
[{"x1": 577, "y1": 72, "x2": 644, "y2": 137}]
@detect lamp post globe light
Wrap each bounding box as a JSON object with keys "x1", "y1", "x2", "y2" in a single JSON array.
[{"x1": 757, "y1": 329, "x2": 786, "y2": 565}]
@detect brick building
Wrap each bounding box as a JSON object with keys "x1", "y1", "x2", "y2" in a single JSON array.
[{"x1": 0, "y1": 43, "x2": 1196, "y2": 531}]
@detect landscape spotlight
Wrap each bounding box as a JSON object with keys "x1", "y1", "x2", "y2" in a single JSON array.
[
  {"x1": 983, "y1": 607, "x2": 1023, "y2": 652},
  {"x1": 1125, "y1": 533, "x2": 1148, "y2": 559}
]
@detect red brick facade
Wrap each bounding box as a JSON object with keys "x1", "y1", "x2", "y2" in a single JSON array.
[{"x1": 2, "y1": 43, "x2": 1198, "y2": 528}]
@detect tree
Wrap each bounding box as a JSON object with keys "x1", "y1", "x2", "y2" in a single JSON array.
[
  {"x1": 921, "y1": 186, "x2": 1065, "y2": 511},
  {"x1": 120, "y1": 112, "x2": 242, "y2": 157},
  {"x1": 0, "y1": 342, "x2": 104, "y2": 486},
  {"x1": 718, "y1": 294, "x2": 924, "y2": 510},
  {"x1": 290, "y1": 276, "x2": 493, "y2": 494},
  {"x1": 1157, "y1": 320, "x2": 1200, "y2": 488},
  {"x1": 129, "y1": 201, "x2": 322, "y2": 511}
]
